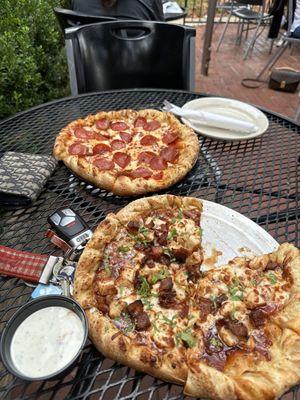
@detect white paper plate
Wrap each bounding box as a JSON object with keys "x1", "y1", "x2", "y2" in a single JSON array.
[
  {"x1": 201, "y1": 199, "x2": 278, "y2": 270},
  {"x1": 182, "y1": 97, "x2": 269, "y2": 141}
]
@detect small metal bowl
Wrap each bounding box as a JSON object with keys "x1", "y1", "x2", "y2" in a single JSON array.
[{"x1": 0, "y1": 295, "x2": 88, "y2": 381}]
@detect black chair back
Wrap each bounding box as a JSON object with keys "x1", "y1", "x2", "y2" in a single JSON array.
[
  {"x1": 54, "y1": 7, "x2": 117, "y2": 35},
  {"x1": 66, "y1": 21, "x2": 195, "y2": 93}
]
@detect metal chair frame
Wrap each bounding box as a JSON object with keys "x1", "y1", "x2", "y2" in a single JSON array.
[
  {"x1": 255, "y1": 0, "x2": 299, "y2": 81},
  {"x1": 216, "y1": 0, "x2": 272, "y2": 59}
]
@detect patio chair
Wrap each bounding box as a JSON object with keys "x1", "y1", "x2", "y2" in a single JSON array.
[
  {"x1": 216, "y1": 0, "x2": 273, "y2": 59},
  {"x1": 215, "y1": 1, "x2": 244, "y2": 27},
  {"x1": 254, "y1": 0, "x2": 300, "y2": 83},
  {"x1": 64, "y1": 20, "x2": 196, "y2": 95},
  {"x1": 54, "y1": 7, "x2": 117, "y2": 37}
]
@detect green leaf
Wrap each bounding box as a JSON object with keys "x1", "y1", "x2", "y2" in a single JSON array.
[
  {"x1": 167, "y1": 227, "x2": 178, "y2": 241},
  {"x1": 251, "y1": 279, "x2": 258, "y2": 286},
  {"x1": 138, "y1": 226, "x2": 149, "y2": 236},
  {"x1": 268, "y1": 273, "x2": 277, "y2": 285},
  {"x1": 228, "y1": 285, "x2": 243, "y2": 301},
  {"x1": 209, "y1": 337, "x2": 223, "y2": 350},
  {"x1": 137, "y1": 276, "x2": 151, "y2": 297},
  {"x1": 149, "y1": 269, "x2": 170, "y2": 285},
  {"x1": 118, "y1": 245, "x2": 130, "y2": 253},
  {"x1": 176, "y1": 329, "x2": 197, "y2": 348},
  {"x1": 141, "y1": 297, "x2": 153, "y2": 310},
  {"x1": 196, "y1": 227, "x2": 203, "y2": 237},
  {"x1": 177, "y1": 209, "x2": 183, "y2": 219},
  {"x1": 162, "y1": 314, "x2": 177, "y2": 328}
]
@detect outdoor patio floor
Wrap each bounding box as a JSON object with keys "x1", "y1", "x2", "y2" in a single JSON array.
[{"x1": 194, "y1": 23, "x2": 299, "y2": 121}]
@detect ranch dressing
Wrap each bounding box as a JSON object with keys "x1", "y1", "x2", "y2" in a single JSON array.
[{"x1": 11, "y1": 306, "x2": 85, "y2": 378}]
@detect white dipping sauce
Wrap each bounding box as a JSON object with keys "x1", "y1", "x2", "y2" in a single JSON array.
[{"x1": 11, "y1": 306, "x2": 85, "y2": 378}]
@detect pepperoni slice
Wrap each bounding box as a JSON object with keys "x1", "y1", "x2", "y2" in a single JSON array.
[
  {"x1": 138, "y1": 151, "x2": 155, "y2": 165},
  {"x1": 119, "y1": 132, "x2": 132, "y2": 143},
  {"x1": 160, "y1": 146, "x2": 179, "y2": 163},
  {"x1": 69, "y1": 142, "x2": 88, "y2": 155},
  {"x1": 95, "y1": 132, "x2": 108, "y2": 141},
  {"x1": 150, "y1": 156, "x2": 167, "y2": 170},
  {"x1": 140, "y1": 135, "x2": 157, "y2": 146},
  {"x1": 111, "y1": 140, "x2": 126, "y2": 150},
  {"x1": 95, "y1": 118, "x2": 109, "y2": 130},
  {"x1": 93, "y1": 157, "x2": 114, "y2": 170},
  {"x1": 93, "y1": 143, "x2": 111, "y2": 155},
  {"x1": 144, "y1": 120, "x2": 161, "y2": 131},
  {"x1": 134, "y1": 117, "x2": 147, "y2": 128},
  {"x1": 131, "y1": 167, "x2": 152, "y2": 179},
  {"x1": 153, "y1": 171, "x2": 164, "y2": 180},
  {"x1": 110, "y1": 121, "x2": 129, "y2": 131},
  {"x1": 113, "y1": 152, "x2": 131, "y2": 168},
  {"x1": 162, "y1": 130, "x2": 178, "y2": 144},
  {"x1": 74, "y1": 127, "x2": 95, "y2": 139}
]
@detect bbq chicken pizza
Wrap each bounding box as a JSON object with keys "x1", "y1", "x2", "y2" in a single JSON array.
[
  {"x1": 53, "y1": 109, "x2": 199, "y2": 196},
  {"x1": 73, "y1": 195, "x2": 300, "y2": 400}
]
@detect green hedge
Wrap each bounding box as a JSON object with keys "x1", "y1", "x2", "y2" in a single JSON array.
[{"x1": 0, "y1": 0, "x2": 70, "y2": 120}]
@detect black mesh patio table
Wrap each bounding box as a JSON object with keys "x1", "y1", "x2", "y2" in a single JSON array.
[{"x1": 0, "y1": 89, "x2": 299, "y2": 400}]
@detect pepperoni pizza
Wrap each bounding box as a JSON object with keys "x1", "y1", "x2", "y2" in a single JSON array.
[
  {"x1": 74, "y1": 195, "x2": 300, "y2": 400},
  {"x1": 53, "y1": 109, "x2": 199, "y2": 196}
]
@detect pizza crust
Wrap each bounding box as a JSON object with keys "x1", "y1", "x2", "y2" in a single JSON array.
[
  {"x1": 73, "y1": 195, "x2": 300, "y2": 400},
  {"x1": 53, "y1": 109, "x2": 199, "y2": 196},
  {"x1": 184, "y1": 243, "x2": 300, "y2": 400},
  {"x1": 74, "y1": 195, "x2": 202, "y2": 385}
]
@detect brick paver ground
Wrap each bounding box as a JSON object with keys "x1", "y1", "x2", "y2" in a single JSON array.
[{"x1": 194, "y1": 24, "x2": 299, "y2": 121}]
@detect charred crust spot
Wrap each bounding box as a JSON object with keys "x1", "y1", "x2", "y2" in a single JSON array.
[{"x1": 118, "y1": 336, "x2": 127, "y2": 352}]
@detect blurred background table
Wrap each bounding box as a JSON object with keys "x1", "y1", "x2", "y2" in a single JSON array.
[{"x1": 0, "y1": 89, "x2": 299, "y2": 400}]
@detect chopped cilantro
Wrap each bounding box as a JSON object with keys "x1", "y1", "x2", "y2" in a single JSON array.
[
  {"x1": 151, "y1": 320, "x2": 159, "y2": 332},
  {"x1": 196, "y1": 227, "x2": 203, "y2": 237},
  {"x1": 228, "y1": 285, "x2": 244, "y2": 301},
  {"x1": 118, "y1": 245, "x2": 130, "y2": 253},
  {"x1": 137, "y1": 276, "x2": 151, "y2": 297},
  {"x1": 178, "y1": 209, "x2": 183, "y2": 219},
  {"x1": 171, "y1": 218, "x2": 177, "y2": 224},
  {"x1": 176, "y1": 329, "x2": 196, "y2": 348},
  {"x1": 162, "y1": 314, "x2": 177, "y2": 328},
  {"x1": 128, "y1": 233, "x2": 148, "y2": 245},
  {"x1": 209, "y1": 337, "x2": 223, "y2": 351},
  {"x1": 149, "y1": 269, "x2": 170, "y2": 285},
  {"x1": 141, "y1": 297, "x2": 153, "y2": 310},
  {"x1": 139, "y1": 226, "x2": 149, "y2": 236},
  {"x1": 167, "y1": 227, "x2": 178, "y2": 241},
  {"x1": 268, "y1": 273, "x2": 277, "y2": 285},
  {"x1": 251, "y1": 279, "x2": 258, "y2": 286}
]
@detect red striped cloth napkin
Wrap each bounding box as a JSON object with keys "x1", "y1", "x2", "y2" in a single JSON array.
[{"x1": 0, "y1": 245, "x2": 49, "y2": 283}]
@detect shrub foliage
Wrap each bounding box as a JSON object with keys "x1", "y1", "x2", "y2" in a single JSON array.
[{"x1": 0, "y1": 0, "x2": 69, "y2": 119}]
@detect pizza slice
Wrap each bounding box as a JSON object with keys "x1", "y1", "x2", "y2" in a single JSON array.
[
  {"x1": 73, "y1": 194, "x2": 204, "y2": 383},
  {"x1": 184, "y1": 243, "x2": 300, "y2": 400}
]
